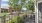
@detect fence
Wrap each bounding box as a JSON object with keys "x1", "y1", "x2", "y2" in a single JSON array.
[
  {"x1": 0, "y1": 14, "x2": 35, "y2": 23},
  {"x1": 24, "y1": 14, "x2": 35, "y2": 23}
]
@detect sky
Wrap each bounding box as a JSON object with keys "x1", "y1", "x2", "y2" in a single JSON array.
[
  {"x1": 1, "y1": 0, "x2": 9, "y2": 9},
  {"x1": 1, "y1": 0, "x2": 27, "y2": 10}
]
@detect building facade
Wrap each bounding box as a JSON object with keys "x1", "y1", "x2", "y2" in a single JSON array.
[{"x1": 35, "y1": 0, "x2": 42, "y2": 23}]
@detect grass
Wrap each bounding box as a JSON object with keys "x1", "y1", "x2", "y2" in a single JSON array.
[{"x1": 0, "y1": 13, "x2": 8, "y2": 16}]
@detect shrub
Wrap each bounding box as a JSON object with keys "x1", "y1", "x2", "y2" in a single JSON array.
[{"x1": 7, "y1": 15, "x2": 24, "y2": 23}]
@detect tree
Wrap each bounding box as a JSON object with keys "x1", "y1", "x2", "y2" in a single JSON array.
[
  {"x1": 25, "y1": 0, "x2": 34, "y2": 13},
  {"x1": 8, "y1": 0, "x2": 26, "y2": 15}
]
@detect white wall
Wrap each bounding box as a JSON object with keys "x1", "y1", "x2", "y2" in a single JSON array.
[{"x1": 35, "y1": 0, "x2": 39, "y2": 23}]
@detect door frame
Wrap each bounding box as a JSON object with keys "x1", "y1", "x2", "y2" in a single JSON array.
[{"x1": 37, "y1": 1, "x2": 42, "y2": 23}]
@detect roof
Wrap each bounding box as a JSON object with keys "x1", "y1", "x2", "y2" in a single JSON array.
[{"x1": 1, "y1": 7, "x2": 9, "y2": 9}]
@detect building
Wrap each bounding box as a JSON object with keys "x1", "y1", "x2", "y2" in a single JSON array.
[
  {"x1": 35, "y1": 0, "x2": 42, "y2": 23},
  {"x1": 1, "y1": 8, "x2": 9, "y2": 13},
  {"x1": 1, "y1": 7, "x2": 15, "y2": 13}
]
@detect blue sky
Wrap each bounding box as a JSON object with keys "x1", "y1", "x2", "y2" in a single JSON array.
[
  {"x1": 1, "y1": 0, "x2": 9, "y2": 9},
  {"x1": 1, "y1": 1, "x2": 8, "y2": 4},
  {"x1": 1, "y1": 0, "x2": 8, "y2": 4}
]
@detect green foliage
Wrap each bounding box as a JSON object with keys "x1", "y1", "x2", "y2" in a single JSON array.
[
  {"x1": 8, "y1": 0, "x2": 26, "y2": 11},
  {"x1": 21, "y1": 0, "x2": 26, "y2": 5},
  {"x1": 12, "y1": 15, "x2": 24, "y2": 23},
  {"x1": 25, "y1": 0, "x2": 34, "y2": 12},
  {"x1": 8, "y1": 0, "x2": 21, "y2": 11},
  {"x1": 21, "y1": 0, "x2": 26, "y2": 2},
  {"x1": 28, "y1": 0, "x2": 34, "y2": 11},
  {"x1": 8, "y1": 0, "x2": 26, "y2": 15},
  {"x1": 8, "y1": 0, "x2": 34, "y2": 12},
  {"x1": 7, "y1": 15, "x2": 24, "y2": 23}
]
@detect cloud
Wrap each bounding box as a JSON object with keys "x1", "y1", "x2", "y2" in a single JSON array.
[
  {"x1": 1, "y1": 4, "x2": 9, "y2": 6},
  {"x1": 1, "y1": 0, "x2": 9, "y2": 8},
  {"x1": 2, "y1": 0, "x2": 9, "y2": 2},
  {"x1": 1, "y1": 1, "x2": 8, "y2": 4},
  {"x1": 1, "y1": 4, "x2": 9, "y2": 8}
]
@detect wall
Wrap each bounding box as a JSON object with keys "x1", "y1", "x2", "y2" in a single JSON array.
[
  {"x1": 35, "y1": 0, "x2": 38, "y2": 23},
  {"x1": 35, "y1": 0, "x2": 42, "y2": 23}
]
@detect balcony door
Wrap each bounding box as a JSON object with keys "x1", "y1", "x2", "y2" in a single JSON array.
[{"x1": 38, "y1": 2, "x2": 42, "y2": 23}]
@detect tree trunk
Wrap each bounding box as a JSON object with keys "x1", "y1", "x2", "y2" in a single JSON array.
[
  {"x1": 32, "y1": 10, "x2": 33, "y2": 14},
  {"x1": 18, "y1": 11, "x2": 20, "y2": 16}
]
